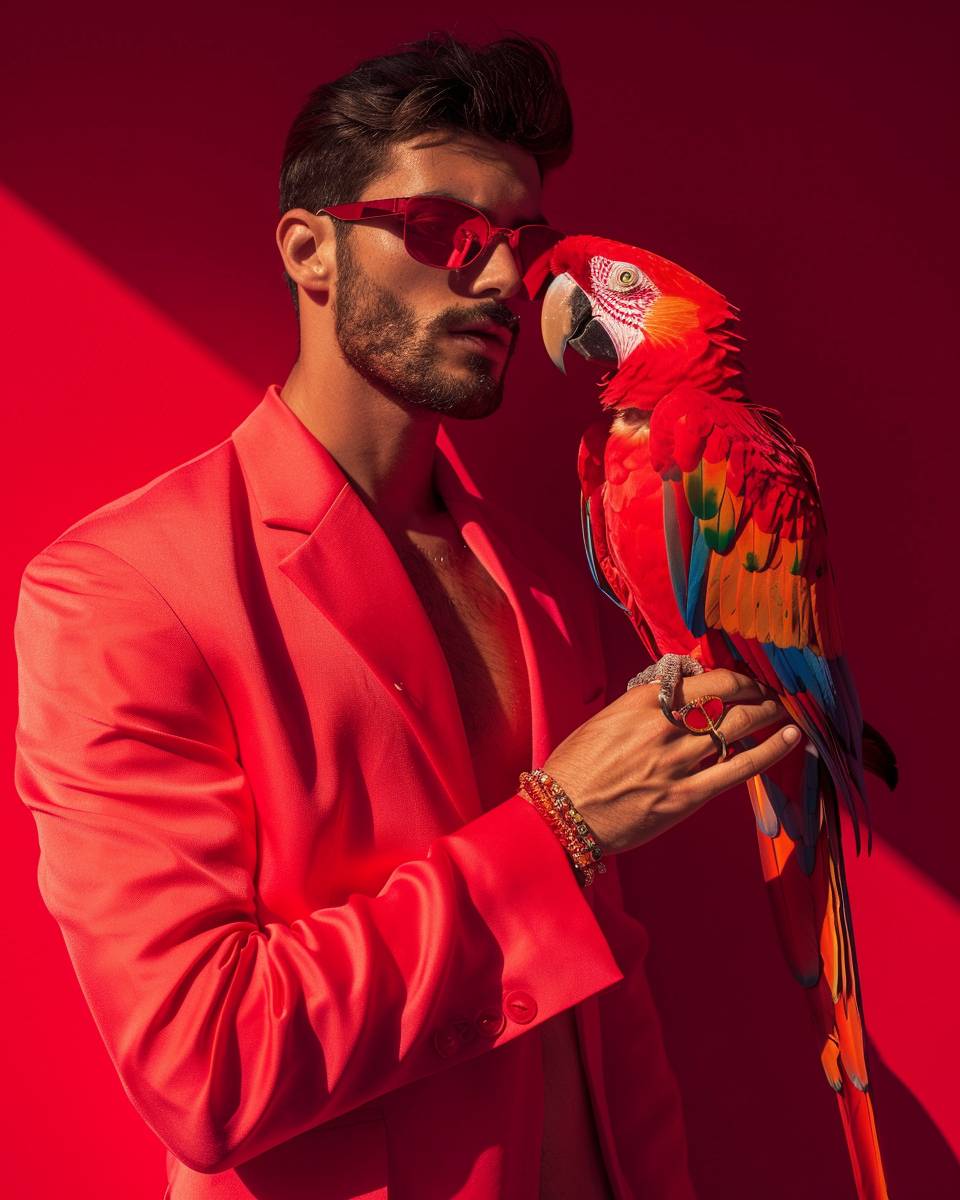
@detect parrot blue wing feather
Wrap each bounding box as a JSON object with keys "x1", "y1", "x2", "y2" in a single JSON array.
[
  {"x1": 762, "y1": 643, "x2": 839, "y2": 719},
  {"x1": 581, "y1": 492, "x2": 630, "y2": 613},
  {"x1": 684, "y1": 517, "x2": 711, "y2": 636},
  {"x1": 661, "y1": 481, "x2": 689, "y2": 616},
  {"x1": 762, "y1": 644, "x2": 863, "y2": 782}
]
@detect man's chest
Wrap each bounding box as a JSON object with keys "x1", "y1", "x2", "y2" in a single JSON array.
[{"x1": 392, "y1": 531, "x2": 533, "y2": 807}]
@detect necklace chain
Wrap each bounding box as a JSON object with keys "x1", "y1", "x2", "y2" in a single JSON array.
[
  {"x1": 417, "y1": 537, "x2": 468, "y2": 566},
  {"x1": 396, "y1": 531, "x2": 469, "y2": 568},
  {"x1": 405, "y1": 537, "x2": 465, "y2": 568}
]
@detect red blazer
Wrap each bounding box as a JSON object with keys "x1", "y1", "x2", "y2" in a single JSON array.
[{"x1": 14, "y1": 385, "x2": 695, "y2": 1200}]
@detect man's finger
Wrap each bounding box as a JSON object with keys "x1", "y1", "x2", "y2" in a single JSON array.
[
  {"x1": 687, "y1": 722, "x2": 803, "y2": 802},
  {"x1": 675, "y1": 668, "x2": 774, "y2": 706},
  {"x1": 623, "y1": 667, "x2": 774, "y2": 714},
  {"x1": 684, "y1": 698, "x2": 787, "y2": 765}
]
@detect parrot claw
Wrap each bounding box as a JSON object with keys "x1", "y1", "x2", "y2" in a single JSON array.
[{"x1": 626, "y1": 653, "x2": 705, "y2": 727}]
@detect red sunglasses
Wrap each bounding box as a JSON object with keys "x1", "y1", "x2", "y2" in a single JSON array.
[{"x1": 316, "y1": 194, "x2": 563, "y2": 300}]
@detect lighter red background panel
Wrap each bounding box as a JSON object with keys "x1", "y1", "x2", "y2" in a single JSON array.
[{"x1": 3, "y1": 4, "x2": 957, "y2": 1198}]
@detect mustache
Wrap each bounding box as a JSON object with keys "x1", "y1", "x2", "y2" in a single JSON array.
[{"x1": 436, "y1": 303, "x2": 520, "y2": 337}]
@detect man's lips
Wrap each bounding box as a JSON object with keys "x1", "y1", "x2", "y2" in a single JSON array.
[{"x1": 446, "y1": 321, "x2": 515, "y2": 350}]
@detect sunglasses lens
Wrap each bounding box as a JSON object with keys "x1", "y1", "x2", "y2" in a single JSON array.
[
  {"x1": 405, "y1": 197, "x2": 488, "y2": 269},
  {"x1": 401, "y1": 196, "x2": 564, "y2": 296},
  {"x1": 516, "y1": 226, "x2": 564, "y2": 299}
]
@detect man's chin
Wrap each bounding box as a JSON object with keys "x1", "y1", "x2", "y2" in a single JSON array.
[
  {"x1": 441, "y1": 388, "x2": 504, "y2": 421},
  {"x1": 402, "y1": 357, "x2": 505, "y2": 420},
  {"x1": 336, "y1": 331, "x2": 506, "y2": 419}
]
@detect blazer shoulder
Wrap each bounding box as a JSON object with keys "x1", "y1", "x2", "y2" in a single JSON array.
[{"x1": 26, "y1": 434, "x2": 245, "y2": 579}]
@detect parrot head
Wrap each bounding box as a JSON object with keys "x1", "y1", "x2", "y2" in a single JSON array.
[{"x1": 540, "y1": 234, "x2": 746, "y2": 411}]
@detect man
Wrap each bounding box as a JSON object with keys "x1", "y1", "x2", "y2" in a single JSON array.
[{"x1": 14, "y1": 32, "x2": 798, "y2": 1200}]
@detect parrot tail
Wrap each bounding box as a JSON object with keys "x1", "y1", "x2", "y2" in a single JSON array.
[
  {"x1": 746, "y1": 750, "x2": 891, "y2": 1200},
  {"x1": 861, "y1": 719, "x2": 898, "y2": 791}
]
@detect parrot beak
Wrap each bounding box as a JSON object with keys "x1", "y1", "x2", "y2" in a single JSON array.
[{"x1": 541, "y1": 272, "x2": 618, "y2": 374}]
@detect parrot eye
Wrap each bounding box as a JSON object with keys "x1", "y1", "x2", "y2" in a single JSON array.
[{"x1": 608, "y1": 263, "x2": 641, "y2": 291}]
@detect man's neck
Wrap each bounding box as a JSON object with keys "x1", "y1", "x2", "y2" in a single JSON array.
[{"x1": 279, "y1": 358, "x2": 444, "y2": 531}]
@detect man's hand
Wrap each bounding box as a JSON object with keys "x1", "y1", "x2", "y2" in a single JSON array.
[{"x1": 542, "y1": 669, "x2": 800, "y2": 855}]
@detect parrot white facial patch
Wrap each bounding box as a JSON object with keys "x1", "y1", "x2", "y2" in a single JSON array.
[{"x1": 588, "y1": 255, "x2": 661, "y2": 364}]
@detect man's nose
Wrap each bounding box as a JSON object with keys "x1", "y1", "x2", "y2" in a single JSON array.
[{"x1": 463, "y1": 235, "x2": 524, "y2": 300}]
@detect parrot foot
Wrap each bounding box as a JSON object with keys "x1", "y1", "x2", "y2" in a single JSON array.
[{"x1": 626, "y1": 653, "x2": 705, "y2": 727}]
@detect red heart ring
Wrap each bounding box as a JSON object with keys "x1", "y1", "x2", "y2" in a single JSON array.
[
  {"x1": 671, "y1": 696, "x2": 728, "y2": 731},
  {"x1": 670, "y1": 696, "x2": 730, "y2": 760}
]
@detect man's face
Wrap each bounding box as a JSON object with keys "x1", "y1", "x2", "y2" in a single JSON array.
[{"x1": 330, "y1": 132, "x2": 545, "y2": 420}]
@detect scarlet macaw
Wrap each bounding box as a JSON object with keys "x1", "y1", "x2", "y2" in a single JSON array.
[{"x1": 540, "y1": 235, "x2": 898, "y2": 1200}]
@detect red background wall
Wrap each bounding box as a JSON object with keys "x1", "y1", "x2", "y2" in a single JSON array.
[{"x1": 3, "y1": 3, "x2": 956, "y2": 1197}]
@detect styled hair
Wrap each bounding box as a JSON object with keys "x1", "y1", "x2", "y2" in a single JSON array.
[{"x1": 278, "y1": 32, "x2": 573, "y2": 314}]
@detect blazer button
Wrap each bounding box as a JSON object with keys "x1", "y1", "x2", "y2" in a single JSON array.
[
  {"x1": 432, "y1": 1026, "x2": 461, "y2": 1058},
  {"x1": 475, "y1": 1008, "x2": 506, "y2": 1039},
  {"x1": 503, "y1": 989, "x2": 537, "y2": 1024}
]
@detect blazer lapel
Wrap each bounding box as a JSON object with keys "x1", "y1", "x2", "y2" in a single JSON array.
[{"x1": 232, "y1": 386, "x2": 583, "y2": 826}]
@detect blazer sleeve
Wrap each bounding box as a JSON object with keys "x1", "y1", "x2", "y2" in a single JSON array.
[{"x1": 13, "y1": 538, "x2": 626, "y2": 1175}]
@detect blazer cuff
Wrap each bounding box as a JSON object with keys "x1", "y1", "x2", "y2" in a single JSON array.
[{"x1": 435, "y1": 792, "x2": 626, "y2": 1017}]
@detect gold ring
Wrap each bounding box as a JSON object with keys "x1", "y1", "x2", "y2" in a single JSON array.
[{"x1": 669, "y1": 696, "x2": 730, "y2": 762}]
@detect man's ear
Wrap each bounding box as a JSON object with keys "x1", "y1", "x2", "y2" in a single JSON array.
[{"x1": 276, "y1": 209, "x2": 336, "y2": 298}]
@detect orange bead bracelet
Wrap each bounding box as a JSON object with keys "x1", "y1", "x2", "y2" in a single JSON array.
[{"x1": 518, "y1": 767, "x2": 607, "y2": 887}]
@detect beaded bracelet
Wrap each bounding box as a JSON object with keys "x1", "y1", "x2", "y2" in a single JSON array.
[{"x1": 517, "y1": 767, "x2": 608, "y2": 887}]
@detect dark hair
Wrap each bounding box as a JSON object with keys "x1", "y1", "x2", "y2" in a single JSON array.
[{"x1": 278, "y1": 32, "x2": 573, "y2": 315}]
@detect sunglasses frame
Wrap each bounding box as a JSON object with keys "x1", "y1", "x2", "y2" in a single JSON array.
[{"x1": 315, "y1": 194, "x2": 563, "y2": 299}]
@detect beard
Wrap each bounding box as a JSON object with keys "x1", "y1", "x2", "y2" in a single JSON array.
[{"x1": 332, "y1": 231, "x2": 517, "y2": 420}]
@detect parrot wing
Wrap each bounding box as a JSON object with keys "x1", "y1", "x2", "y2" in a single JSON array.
[{"x1": 648, "y1": 385, "x2": 869, "y2": 846}]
